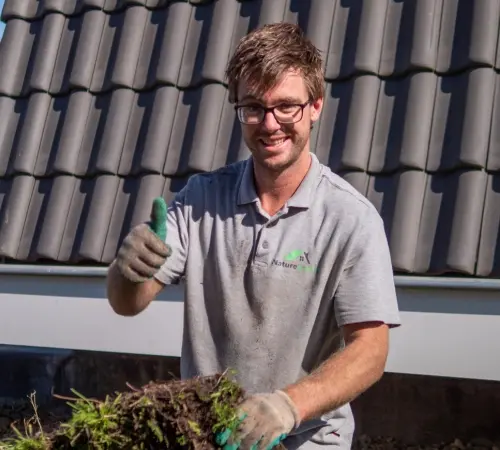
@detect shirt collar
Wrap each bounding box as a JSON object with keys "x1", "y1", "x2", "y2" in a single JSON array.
[
  {"x1": 237, "y1": 157, "x2": 259, "y2": 205},
  {"x1": 237, "y1": 152, "x2": 322, "y2": 209},
  {"x1": 286, "y1": 152, "x2": 322, "y2": 208}
]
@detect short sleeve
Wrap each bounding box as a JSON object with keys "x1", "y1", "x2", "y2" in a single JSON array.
[
  {"x1": 153, "y1": 184, "x2": 190, "y2": 285},
  {"x1": 334, "y1": 207, "x2": 401, "y2": 329}
]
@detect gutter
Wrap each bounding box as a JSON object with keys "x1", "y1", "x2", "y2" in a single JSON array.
[{"x1": 1, "y1": 264, "x2": 500, "y2": 291}]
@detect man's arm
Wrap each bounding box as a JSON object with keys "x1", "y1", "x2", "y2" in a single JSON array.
[
  {"x1": 282, "y1": 320, "x2": 389, "y2": 423},
  {"x1": 281, "y1": 206, "x2": 399, "y2": 423},
  {"x1": 107, "y1": 260, "x2": 165, "y2": 316},
  {"x1": 107, "y1": 185, "x2": 191, "y2": 317},
  {"x1": 218, "y1": 322, "x2": 391, "y2": 450}
]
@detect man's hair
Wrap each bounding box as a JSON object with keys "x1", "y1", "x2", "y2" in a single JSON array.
[{"x1": 225, "y1": 22, "x2": 324, "y2": 104}]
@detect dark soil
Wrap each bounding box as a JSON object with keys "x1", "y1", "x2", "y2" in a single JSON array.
[{"x1": 352, "y1": 435, "x2": 500, "y2": 450}]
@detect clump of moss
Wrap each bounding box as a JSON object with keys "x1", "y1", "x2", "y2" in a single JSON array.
[{"x1": 0, "y1": 372, "x2": 245, "y2": 450}]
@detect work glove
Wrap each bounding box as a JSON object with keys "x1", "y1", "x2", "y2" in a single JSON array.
[
  {"x1": 216, "y1": 390, "x2": 301, "y2": 450},
  {"x1": 114, "y1": 197, "x2": 172, "y2": 283}
]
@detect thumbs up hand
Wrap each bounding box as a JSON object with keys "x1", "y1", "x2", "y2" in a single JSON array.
[
  {"x1": 149, "y1": 196, "x2": 168, "y2": 241},
  {"x1": 114, "y1": 197, "x2": 172, "y2": 283}
]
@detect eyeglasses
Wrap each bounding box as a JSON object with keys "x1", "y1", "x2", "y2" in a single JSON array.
[{"x1": 235, "y1": 102, "x2": 310, "y2": 125}]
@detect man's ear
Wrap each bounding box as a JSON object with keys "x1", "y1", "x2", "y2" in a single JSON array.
[{"x1": 310, "y1": 97, "x2": 323, "y2": 122}]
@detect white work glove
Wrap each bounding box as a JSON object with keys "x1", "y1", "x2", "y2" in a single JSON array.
[{"x1": 216, "y1": 390, "x2": 301, "y2": 450}]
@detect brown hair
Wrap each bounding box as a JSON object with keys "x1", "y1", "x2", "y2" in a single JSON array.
[{"x1": 225, "y1": 22, "x2": 324, "y2": 104}]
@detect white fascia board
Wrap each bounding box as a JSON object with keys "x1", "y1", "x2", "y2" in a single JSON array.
[{"x1": 1, "y1": 265, "x2": 500, "y2": 381}]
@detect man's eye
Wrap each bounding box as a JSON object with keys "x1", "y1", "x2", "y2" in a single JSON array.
[
  {"x1": 245, "y1": 106, "x2": 260, "y2": 113},
  {"x1": 276, "y1": 105, "x2": 297, "y2": 113}
]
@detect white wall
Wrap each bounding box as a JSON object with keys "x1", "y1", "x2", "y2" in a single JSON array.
[{"x1": 1, "y1": 266, "x2": 500, "y2": 382}]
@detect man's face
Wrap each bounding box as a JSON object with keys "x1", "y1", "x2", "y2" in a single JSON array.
[{"x1": 236, "y1": 70, "x2": 323, "y2": 173}]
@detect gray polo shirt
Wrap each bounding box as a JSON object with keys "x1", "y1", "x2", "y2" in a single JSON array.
[{"x1": 154, "y1": 153, "x2": 401, "y2": 450}]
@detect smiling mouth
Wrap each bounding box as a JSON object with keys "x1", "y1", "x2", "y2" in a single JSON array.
[{"x1": 258, "y1": 137, "x2": 289, "y2": 147}]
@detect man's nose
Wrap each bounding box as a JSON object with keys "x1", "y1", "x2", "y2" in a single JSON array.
[{"x1": 261, "y1": 111, "x2": 281, "y2": 131}]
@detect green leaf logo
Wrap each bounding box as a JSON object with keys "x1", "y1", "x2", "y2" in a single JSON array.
[{"x1": 284, "y1": 249, "x2": 302, "y2": 261}]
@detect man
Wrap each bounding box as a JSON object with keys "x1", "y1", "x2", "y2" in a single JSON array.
[{"x1": 107, "y1": 22, "x2": 401, "y2": 450}]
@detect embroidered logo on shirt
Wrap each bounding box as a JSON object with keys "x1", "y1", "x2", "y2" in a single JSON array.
[{"x1": 272, "y1": 249, "x2": 316, "y2": 272}]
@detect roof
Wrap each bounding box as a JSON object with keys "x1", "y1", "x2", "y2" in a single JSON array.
[{"x1": 0, "y1": 0, "x2": 499, "y2": 278}]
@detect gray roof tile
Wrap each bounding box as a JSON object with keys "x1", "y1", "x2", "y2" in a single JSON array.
[
  {"x1": 477, "y1": 175, "x2": 500, "y2": 276},
  {"x1": 1, "y1": 0, "x2": 500, "y2": 277},
  {"x1": 427, "y1": 68, "x2": 496, "y2": 172},
  {"x1": 415, "y1": 170, "x2": 488, "y2": 275}
]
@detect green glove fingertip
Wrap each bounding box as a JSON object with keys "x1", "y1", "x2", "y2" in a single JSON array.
[
  {"x1": 150, "y1": 196, "x2": 167, "y2": 241},
  {"x1": 215, "y1": 412, "x2": 247, "y2": 448},
  {"x1": 266, "y1": 433, "x2": 287, "y2": 450},
  {"x1": 215, "y1": 428, "x2": 232, "y2": 446}
]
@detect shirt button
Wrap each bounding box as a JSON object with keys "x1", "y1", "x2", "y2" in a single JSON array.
[{"x1": 262, "y1": 240, "x2": 269, "y2": 249}]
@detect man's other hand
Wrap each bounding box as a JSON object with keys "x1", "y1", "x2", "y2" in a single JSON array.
[{"x1": 216, "y1": 390, "x2": 300, "y2": 450}]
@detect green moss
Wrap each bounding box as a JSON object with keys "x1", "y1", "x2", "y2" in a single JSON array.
[{"x1": 209, "y1": 371, "x2": 243, "y2": 436}]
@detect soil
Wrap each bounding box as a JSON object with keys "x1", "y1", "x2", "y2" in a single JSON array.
[{"x1": 352, "y1": 435, "x2": 500, "y2": 450}]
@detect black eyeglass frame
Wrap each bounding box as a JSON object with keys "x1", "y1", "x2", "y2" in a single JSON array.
[{"x1": 234, "y1": 101, "x2": 311, "y2": 125}]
